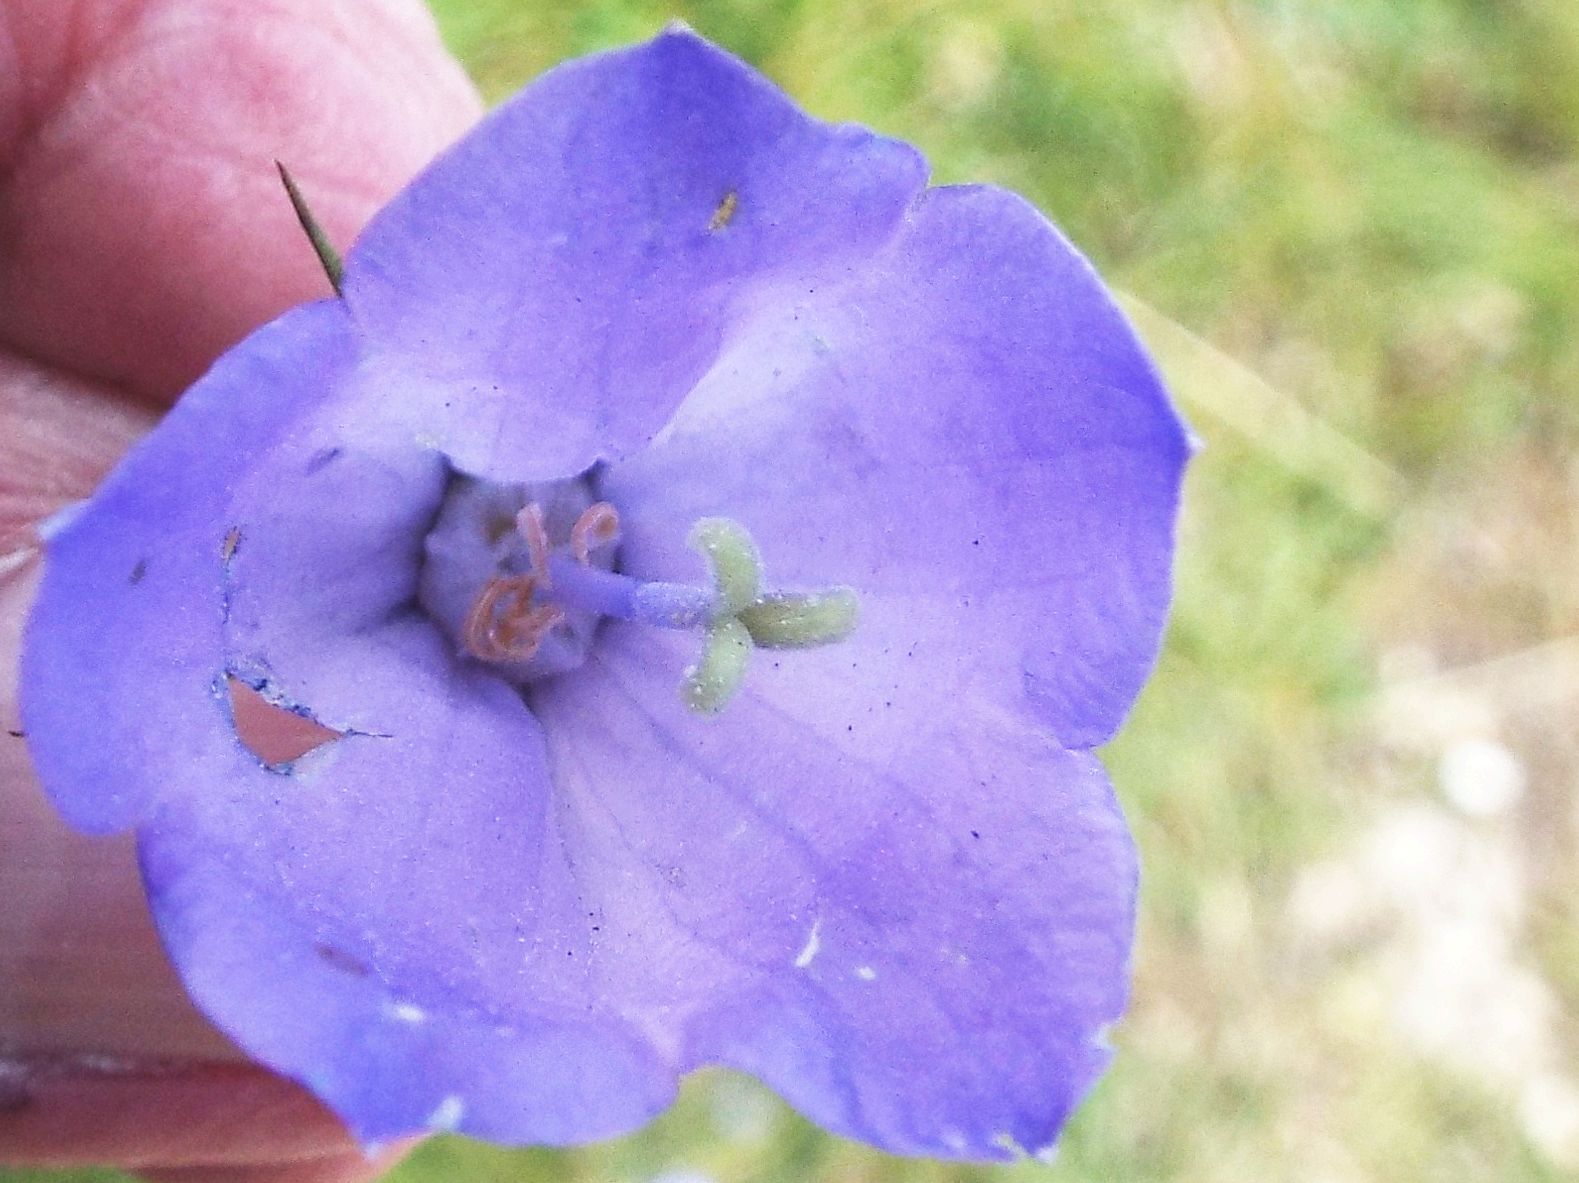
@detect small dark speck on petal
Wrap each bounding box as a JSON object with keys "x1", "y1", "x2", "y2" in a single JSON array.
[
  {"x1": 129, "y1": 558, "x2": 147, "y2": 584},
  {"x1": 305, "y1": 447, "x2": 343, "y2": 475},
  {"x1": 6, "y1": 728, "x2": 24, "y2": 739},
  {"x1": 221, "y1": 527, "x2": 242, "y2": 563},
  {"x1": 315, "y1": 942, "x2": 371, "y2": 978},
  {"x1": 971, "y1": 830, "x2": 981, "y2": 839}
]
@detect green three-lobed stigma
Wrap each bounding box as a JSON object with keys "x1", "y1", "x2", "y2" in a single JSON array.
[{"x1": 681, "y1": 518, "x2": 858, "y2": 714}]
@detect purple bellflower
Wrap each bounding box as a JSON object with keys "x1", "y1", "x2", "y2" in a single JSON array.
[{"x1": 22, "y1": 30, "x2": 1189, "y2": 1161}]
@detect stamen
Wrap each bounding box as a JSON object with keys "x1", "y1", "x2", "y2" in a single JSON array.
[
  {"x1": 515, "y1": 504, "x2": 551, "y2": 582},
  {"x1": 445, "y1": 491, "x2": 856, "y2": 705},
  {"x1": 571, "y1": 503, "x2": 621, "y2": 564},
  {"x1": 687, "y1": 518, "x2": 761, "y2": 615},
  {"x1": 682, "y1": 618, "x2": 754, "y2": 714},
  {"x1": 461, "y1": 574, "x2": 565, "y2": 662}
]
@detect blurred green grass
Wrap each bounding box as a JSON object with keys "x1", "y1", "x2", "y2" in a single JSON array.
[{"x1": 15, "y1": 1, "x2": 1579, "y2": 1180}]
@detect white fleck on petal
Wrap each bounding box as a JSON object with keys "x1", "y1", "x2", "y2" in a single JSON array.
[
  {"x1": 387, "y1": 1001, "x2": 426, "y2": 1024},
  {"x1": 427, "y1": 1095, "x2": 465, "y2": 1131},
  {"x1": 992, "y1": 1131, "x2": 1029, "y2": 1157},
  {"x1": 1090, "y1": 1021, "x2": 1116, "y2": 1052},
  {"x1": 36, "y1": 501, "x2": 86, "y2": 543},
  {"x1": 855, "y1": 965, "x2": 877, "y2": 981},
  {"x1": 793, "y1": 919, "x2": 822, "y2": 969}
]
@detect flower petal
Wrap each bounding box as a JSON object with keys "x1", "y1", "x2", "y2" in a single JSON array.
[
  {"x1": 138, "y1": 620, "x2": 674, "y2": 1146},
  {"x1": 531, "y1": 624, "x2": 1136, "y2": 1159},
  {"x1": 342, "y1": 29, "x2": 928, "y2": 481},
  {"x1": 602, "y1": 183, "x2": 1190, "y2": 748},
  {"x1": 543, "y1": 179, "x2": 1179, "y2": 1153}
]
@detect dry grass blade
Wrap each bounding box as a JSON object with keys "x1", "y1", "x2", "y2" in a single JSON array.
[{"x1": 1119, "y1": 292, "x2": 1409, "y2": 520}]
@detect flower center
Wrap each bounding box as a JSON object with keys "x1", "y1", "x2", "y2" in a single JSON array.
[{"x1": 417, "y1": 476, "x2": 856, "y2": 713}]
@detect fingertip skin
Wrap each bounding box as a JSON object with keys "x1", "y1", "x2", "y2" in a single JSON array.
[
  {"x1": 0, "y1": 1054, "x2": 375, "y2": 1170},
  {"x1": 0, "y1": 2, "x2": 481, "y2": 1175},
  {"x1": 0, "y1": 0, "x2": 482, "y2": 401}
]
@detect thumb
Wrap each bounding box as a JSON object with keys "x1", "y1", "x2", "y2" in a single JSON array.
[
  {"x1": 1, "y1": 0, "x2": 482, "y2": 1173},
  {"x1": 0, "y1": 0, "x2": 482, "y2": 403}
]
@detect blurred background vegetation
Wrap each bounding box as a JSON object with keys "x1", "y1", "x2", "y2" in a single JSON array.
[{"x1": 14, "y1": 1, "x2": 1579, "y2": 1180}]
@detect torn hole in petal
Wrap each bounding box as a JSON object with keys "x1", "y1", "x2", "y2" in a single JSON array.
[{"x1": 225, "y1": 675, "x2": 342, "y2": 767}]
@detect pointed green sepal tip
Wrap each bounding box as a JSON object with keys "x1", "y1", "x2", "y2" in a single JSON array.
[
  {"x1": 682, "y1": 618, "x2": 754, "y2": 715},
  {"x1": 276, "y1": 161, "x2": 344, "y2": 297},
  {"x1": 739, "y1": 588, "x2": 858, "y2": 649},
  {"x1": 687, "y1": 517, "x2": 761, "y2": 615}
]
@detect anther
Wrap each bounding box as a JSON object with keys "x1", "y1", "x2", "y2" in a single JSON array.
[{"x1": 515, "y1": 504, "x2": 551, "y2": 582}]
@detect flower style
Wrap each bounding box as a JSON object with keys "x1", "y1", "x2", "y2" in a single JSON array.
[{"x1": 21, "y1": 30, "x2": 1190, "y2": 1161}]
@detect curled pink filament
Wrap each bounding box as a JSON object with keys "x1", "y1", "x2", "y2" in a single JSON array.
[
  {"x1": 571, "y1": 502, "x2": 621, "y2": 565},
  {"x1": 461, "y1": 573, "x2": 566, "y2": 663},
  {"x1": 514, "y1": 503, "x2": 552, "y2": 582}
]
